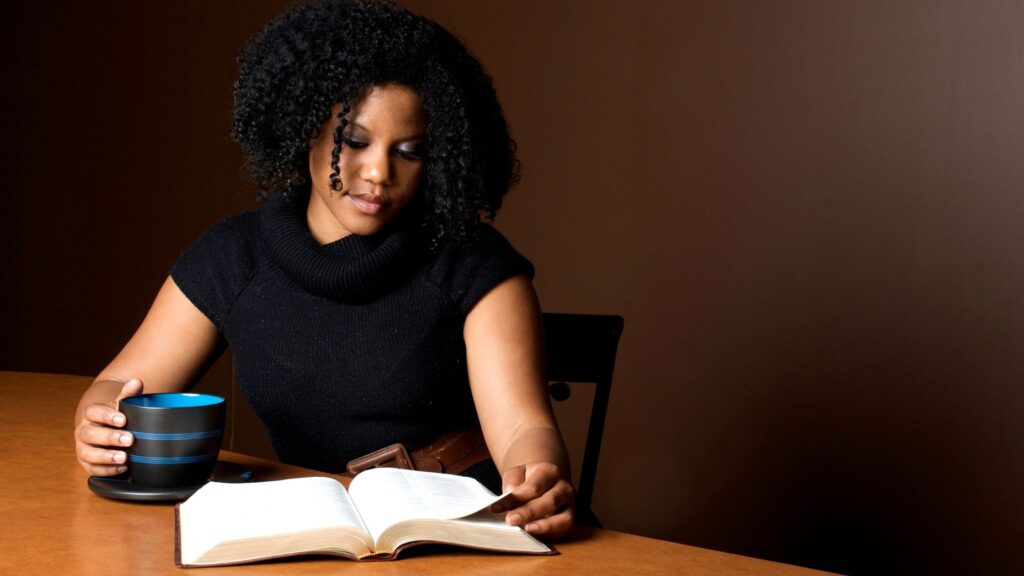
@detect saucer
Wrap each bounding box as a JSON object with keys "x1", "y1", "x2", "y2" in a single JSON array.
[{"x1": 87, "y1": 460, "x2": 253, "y2": 502}]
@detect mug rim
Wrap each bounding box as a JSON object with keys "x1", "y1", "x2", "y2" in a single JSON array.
[{"x1": 121, "y1": 393, "x2": 224, "y2": 409}]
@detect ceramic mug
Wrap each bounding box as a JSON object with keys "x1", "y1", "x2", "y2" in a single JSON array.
[{"x1": 121, "y1": 393, "x2": 226, "y2": 488}]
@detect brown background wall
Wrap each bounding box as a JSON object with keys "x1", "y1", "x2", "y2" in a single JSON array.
[{"x1": 3, "y1": 2, "x2": 1022, "y2": 574}]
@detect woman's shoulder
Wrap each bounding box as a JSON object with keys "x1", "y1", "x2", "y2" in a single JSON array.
[
  {"x1": 177, "y1": 210, "x2": 264, "y2": 274},
  {"x1": 169, "y1": 210, "x2": 263, "y2": 328},
  {"x1": 425, "y1": 223, "x2": 535, "y2": 314},
  {"x1": 175, "y1": 210, "x2": 261, "y2": 264},
  {"x1": 437, "y1": 223, "x2": 526, "y2": 260},
  {"x1": 196, "y1": 210, "x2": 261, "y2": 247}
]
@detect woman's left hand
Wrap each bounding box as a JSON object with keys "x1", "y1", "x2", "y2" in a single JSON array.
[{"x1": 494, "y1": 462, "x2": 575, "y2": 539}]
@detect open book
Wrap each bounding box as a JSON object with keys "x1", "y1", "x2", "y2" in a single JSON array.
[{"x1": 175, "y1": 468, "x2": 554, "y2": 566}]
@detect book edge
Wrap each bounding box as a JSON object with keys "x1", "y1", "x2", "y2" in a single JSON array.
[
  {"x1": 386, "y1": 539, "x2": 560, "y2": 560},
  {"x1": 175, "y1": 540, "x2": 558, "y2": 567},
  {"x1": 175, "y1": 517, "x2": 557, "y2": 568},
  {"x1": 174, "y1": 504, "x2": 183, "y2": 567},
  {"x1": 176, "y1": 549, "x2": 361, "y2": 568}
]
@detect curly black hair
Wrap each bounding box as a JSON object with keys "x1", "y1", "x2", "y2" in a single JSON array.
[{"x1": 231, "y1": 0, "x2": 520, "y2": 245}]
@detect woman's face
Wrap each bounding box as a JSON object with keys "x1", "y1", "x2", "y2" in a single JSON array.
[{"x1": 307, "y1": 84, "x2": 426, "y2": 243}]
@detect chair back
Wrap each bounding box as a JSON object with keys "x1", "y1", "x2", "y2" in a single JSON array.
[{"x1": 543, "y1": 312, "x2": 624, "y2": 527}]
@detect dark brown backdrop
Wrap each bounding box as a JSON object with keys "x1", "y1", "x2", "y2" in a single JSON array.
[{"x1": 4, "y1": 2, "x2": 1022, "y2": 574}]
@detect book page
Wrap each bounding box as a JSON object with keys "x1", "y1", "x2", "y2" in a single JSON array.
[
  {"x1": 348, "y1": 468, "x2": 508, "y2": 543},
  {"x1": 179, "y1": 477, "x2": 371, "y2": 563},
  {"x1": 378, "y1": 508, "x2": 551, "y2": 555}
]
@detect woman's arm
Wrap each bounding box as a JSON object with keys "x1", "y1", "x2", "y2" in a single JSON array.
[
  {"x1": 73, "y1": 276, "x2": 224, "y2": 476},
  {"x1": 465, "y1": 274, "x2": 574, "y2": 538}
]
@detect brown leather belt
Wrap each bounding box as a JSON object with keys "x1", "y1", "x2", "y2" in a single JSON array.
[{"x1": 345, "y1": 425, "x2": 492, "y2": 477}]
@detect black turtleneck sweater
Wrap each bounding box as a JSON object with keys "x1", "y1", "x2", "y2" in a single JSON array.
[{"x1": 170, "y1": 189, "x2": 532, "y2": 489}]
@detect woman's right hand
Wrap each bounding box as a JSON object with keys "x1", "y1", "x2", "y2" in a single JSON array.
[{"x1": 74, "y1": 378, "x2": 144, "y2": 476}]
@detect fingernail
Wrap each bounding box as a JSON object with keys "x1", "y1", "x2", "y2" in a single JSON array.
[
  {"x1": 113, "y1": 452, "x2": 126, "y2": 464},
  {"x1": 112, "y1": 414, "x2": 125, "y2": 426},
  {"x1": 507, "y1": 513, "x2": 522, "y2": 525},
  {"x1": 116, "y1": 465, "x2": 127, "y2": 474},
  {"x1": 119, "y1": 433, "x2": 132, "y2": 445},
  {"x1": 525, "y1": 523, "x2": 539, "y2": 533}
]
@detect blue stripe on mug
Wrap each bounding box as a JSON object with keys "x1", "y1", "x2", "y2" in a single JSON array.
[
  {"x1": 128, "y1": 453, "x2": 219, "y2": 465},
  {"x1": 129, "y1": 430, "x2": 223, "y2": 441}
]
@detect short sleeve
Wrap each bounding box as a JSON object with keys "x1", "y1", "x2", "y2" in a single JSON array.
[
  {"x1": 169, "y1": 212, "x2": 260, "y2": 329},
  {"x1": 430, "y1": 224, "x2": 535, "y2": 315}
]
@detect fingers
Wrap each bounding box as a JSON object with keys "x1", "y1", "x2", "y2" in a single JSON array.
[
  {"x1": 82, "y1": 402, "x2": 127, "y2": 428},
  {"x1": 75, "y1": 378, "x2": 143, "y2": 477},
  {"x1": 501, "y1": 465, "x2": 527, "y2": 494},
  {"x1": 77, "y1": 442, "x2": 128, "y2": 472},
  {"x1": 504, "y1": 462, "x2": 560, "y2": 504},
  {"x1": 75, "y1": 418, "x2": 134, "y2": 475},
  {"x1": 82, "y1": 378, "x2": 143, "y2": 428},
  {"x1": 498, "y1": 463, "x2": 575, "y2": 538},
  {"x1": 522, "y1": 508, "x2": 574, "y2": 540},
  {"x1": 75, "y1": 427, "x2": 130, "y2": 476},
  {"x1": 80, "y1": 461, "x2": 128, "y2": 477},
  {"x1": 490, "y1": 464, "x2": 530, "y2": 512},
  {"x1": 114, "y1": 378, "x2": 144, "y2": 405},
  {"x1": 77, "y1": 421, "x2": 134, "y2": 448},
  {"x1": 505, "y1": 479, "x2": 574, "y2": 528}
]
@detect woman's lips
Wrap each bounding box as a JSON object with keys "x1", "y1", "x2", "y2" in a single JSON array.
[{"x1": 347, "y1": 193, "x2": 387, "y2": 215}]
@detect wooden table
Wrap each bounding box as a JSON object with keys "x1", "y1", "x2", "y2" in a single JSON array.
[{"x1": 0, "y1": 372, "x2": 832, "y2": 575}]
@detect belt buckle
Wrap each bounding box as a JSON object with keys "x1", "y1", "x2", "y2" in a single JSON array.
[{"x1": 346, "y1": 443, "x2": 414, "y2": 476}]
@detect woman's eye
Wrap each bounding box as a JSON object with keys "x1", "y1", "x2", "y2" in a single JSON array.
[
  {"x1": 396, "y1": 147, "x2": 424, "y2": 161},
  {"x1": 342, "y1": 137, "x2": 369, "y2": 149}
]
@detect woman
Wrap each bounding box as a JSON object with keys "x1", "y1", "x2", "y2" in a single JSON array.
[{"x1": 73, "y1": 0, "x2": 573, "y2": 538}]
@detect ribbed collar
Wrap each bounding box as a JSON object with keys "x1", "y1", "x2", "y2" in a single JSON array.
[{"x1": 259, "y1": 187, "x2": 421, "y2": 302}]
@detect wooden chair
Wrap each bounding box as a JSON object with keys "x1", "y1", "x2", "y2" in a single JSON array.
[{"x1": 543, "y1": 312, "x2": 624, "y2": 527}]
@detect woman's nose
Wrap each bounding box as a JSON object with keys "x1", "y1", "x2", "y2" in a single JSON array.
[{"x1": 359, "y1": 147, "x2": 392, "y2": 186}]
